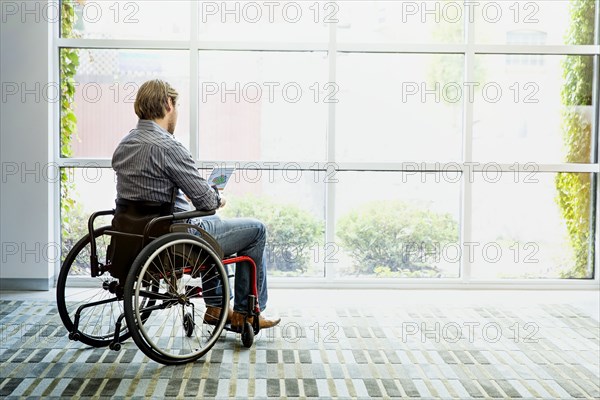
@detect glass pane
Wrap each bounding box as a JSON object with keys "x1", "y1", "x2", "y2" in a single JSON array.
[
  {"x1": 61, "y1": 166, "x2": 327, "y2": 277},
  {"x1": 336, "y1": 53, "x2": 463, "y2": 162},
  {"x1": 335, "y1": 171, "x2": 461, "y2": 278},
  {"x1": 471, "y1": 172, "x2": 595, "y2": 279},
  {"x1": 474, "y1": 0, "x2": 597, "y2": 45},
  {"x1": 473, "y1": 55, "x2": 595, "y2": 163},
  {"x1": 213, "y1": 167, "x2": 326, "y2": 277},
  {"x1": 61, "y1": 0, "x2": 191, "y2": 40},
  {"x1": 198, "y1": 1, "x2": 329, "y2": 43},
  {"x1": 337, "y1": 0, "x2": 464, "y2": 44},
  {"x1": 61, "y1": 167, "x2": 117, "y2": 261},
  {"x1": 61, "y1": 49, "x2": 190, "y2": 158},
  {"x1": 198, "y1": 51, "x2": 328, "y2": 162}
]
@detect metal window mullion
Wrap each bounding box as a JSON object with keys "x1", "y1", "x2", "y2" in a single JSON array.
[
  {"x1": 474, "y1": 163, "x2": 599, "y2": 173},
  {"x1": 53, "y1": 158, "x2": 596, "y2": 172},
  {"x1": 195, "y1": 41, "x2": 329, "y2": 52},
  {"x1": 493, "y1": 163, "x2": 600, "y2": 172},
  {"x1": 54, "y1": 40, "x2": 600, "y2": 56},
  {"x1": 325, "y1": 18, "x2": 338, "y2": 282},
  {"x1": 461, "y1": 3, "x2": 476, "y2": 284},
  {"x1": 328, "y1": 162, "x2": 600, "y2": 173},
  {"x1": 192, "y1": 161, "x2": 331, "y2": 170},
  {"x1": 53, "y1": 159, "x2": 600, "y2": 173},
  {"x1": 55, "y1": 158, "x2": 113, "y2": 168},
  {"x1": 55, "y1": 38, "x2": 190, "y2": 49},
  {"x1": 55, "y1": 38, "x2": 329, "y2": 52},
  {"x1": 52, "y1": 0, "x2": 62, "y2": 284},
  {"x1": 190, "y1": 0, "x2": 199, "y2": 160},
  {"x1": 473, "y1": 44, "x2": 600, "y2": 55},
  {"x1": 334, "y1": 44, "x2": 600, "y2": 56},
  {"x1": 336, "y1": 43, "x2": 468, "y2": 54}
]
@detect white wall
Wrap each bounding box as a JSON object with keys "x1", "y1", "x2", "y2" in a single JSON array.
[{"x1": 1, "y1": 1, "x2": 55, "y2": 290}]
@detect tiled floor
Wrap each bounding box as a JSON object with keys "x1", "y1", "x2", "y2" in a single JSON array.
[{"x1": 1, "y1": 289, "x2": 598, "y2": 399}]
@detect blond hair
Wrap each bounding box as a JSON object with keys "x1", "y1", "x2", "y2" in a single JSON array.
[{"x1": 134, "y1": 79, "x2": 179, "y2": 120}]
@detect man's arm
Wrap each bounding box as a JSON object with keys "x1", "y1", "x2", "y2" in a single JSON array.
[{"x1": 164, "y1": 144, "x2": 220, "y2": 211}]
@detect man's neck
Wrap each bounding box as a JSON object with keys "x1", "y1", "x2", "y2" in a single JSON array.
[{"x1": 152, "y1": 118, "x2": 171, "y2": 134}]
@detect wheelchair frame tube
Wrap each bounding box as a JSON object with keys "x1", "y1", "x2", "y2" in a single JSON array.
[
  {"x1": 223, "y1": 256, "x2": 260, "y2": 314},
  {"x1": 87, "y1": 209, "x2": 115, "y2": 277}
]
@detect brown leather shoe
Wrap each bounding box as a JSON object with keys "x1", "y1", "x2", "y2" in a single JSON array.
[
  {"x1": 231, "y1": 311, "x2": 281, "y2": 332},
  {"x1": 256, "y1": 315, "x2": 281, "y2": 329},
  {"x1": 203, "y1": 306, "x2": 233, "y2": 325}
]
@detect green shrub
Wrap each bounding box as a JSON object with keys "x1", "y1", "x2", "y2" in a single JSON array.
[
  {"x1": 337, "y1": 200, "x2": 458, "y2": 276},
  {"x1": 221, "y1": 195, "x2": 323, "y2": 275},
  {"x1": 555, "y1": 0, "x2": 596, "y2": 278}
]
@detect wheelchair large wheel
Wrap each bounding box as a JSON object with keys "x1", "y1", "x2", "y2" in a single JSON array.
[
  {"x1": 56, "y1": 226, "x2": 131, "y2": 347},
  {"x1": 123, "y1": 232, "x2": 230, "y2": 365}
]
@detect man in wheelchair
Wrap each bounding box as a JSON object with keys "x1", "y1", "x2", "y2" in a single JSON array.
[{"x1": 111, "y1": 79, "x2": 281, "y2": 332}]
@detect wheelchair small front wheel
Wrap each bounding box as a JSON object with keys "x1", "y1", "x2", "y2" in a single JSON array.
[
  {"x1": 241, "y1": 322, "x2": 254, "y2": 348},
  {"x1": 124, "y1": 232, "x2": 230, "y2": 365},
  {"x1": 183, "y1": 313, "x2": 194, "y2": 337}
]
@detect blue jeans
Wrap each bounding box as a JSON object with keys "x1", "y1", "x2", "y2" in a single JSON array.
[{"x1": 191, "y1": 215, "x2": 269, "y2": 313}]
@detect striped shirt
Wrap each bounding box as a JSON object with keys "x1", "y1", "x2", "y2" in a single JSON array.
[{"x1": 112, "y1": 120, "x2": 219, "y2": 212}]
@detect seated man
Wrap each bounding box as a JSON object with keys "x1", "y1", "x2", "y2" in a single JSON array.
[{"x1": 111, "y1": 78, "x2": 280, "y2": 330}]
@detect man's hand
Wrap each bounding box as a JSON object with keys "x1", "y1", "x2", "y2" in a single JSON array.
[{"x1": 218, "y1": 195, "x2": 227, "y2": 209}]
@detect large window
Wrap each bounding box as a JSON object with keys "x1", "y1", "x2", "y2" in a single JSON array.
[{"x1": 57, "y1": 0, "x2": 599, "y2": 284}]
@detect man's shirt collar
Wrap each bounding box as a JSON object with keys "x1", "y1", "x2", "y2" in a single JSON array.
[{"x1": 136, "y1": 119, "x2": 171, "y2": 136}]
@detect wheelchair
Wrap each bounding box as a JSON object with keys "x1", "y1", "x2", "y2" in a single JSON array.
[{"x1": 56, "y1": 199, "x2": 261, "y2": 365}]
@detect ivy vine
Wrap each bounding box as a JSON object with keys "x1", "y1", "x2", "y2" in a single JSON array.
[
  {"x1": 556, "y1": 0, "x2": 596, "y2": 278},
  {"x1": 60, "y1": 1, "x2": 81, "y2": 254}
]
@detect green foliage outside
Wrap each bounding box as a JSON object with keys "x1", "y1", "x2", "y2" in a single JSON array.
[
  {"x1": 337, "y1": 201, "x2": 459, "y2": 277},
  {"x1": 221, "y1": 195, "x2": 324, "y2": 276},
  {"x1": 60, "y1": 1, "x2": 82, "y2": 261},
  {"x1": 555, "y1": 0, "x2": 596, "y2": 278}
]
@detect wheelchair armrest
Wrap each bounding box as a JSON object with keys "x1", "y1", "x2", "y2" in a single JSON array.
[
  {"x1": 88, "y1": 209, "x2": 116, "y2": 236},
  {"x1": 172, "y1": 209, "x2": 216, "y2": 221},
  {"x1": 142, "y1": 209, "x2": 216, "y2": 244}
]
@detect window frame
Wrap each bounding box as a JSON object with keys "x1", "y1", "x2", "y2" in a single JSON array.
[{"x1": 53, "y1": 0, "x2": 600, "y2": 288}]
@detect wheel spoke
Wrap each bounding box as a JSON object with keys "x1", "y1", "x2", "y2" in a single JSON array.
[
  {"x1": 56, "y1": 226, "x2": 129, "y2": 347},
  {"x1": 124, "y1": 233, "x2": 229, "y2": 364}
]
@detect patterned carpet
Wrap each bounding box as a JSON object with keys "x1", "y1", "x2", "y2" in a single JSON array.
[{"x1": 0, "y1": 299, "x2": 598, "y2": 399}]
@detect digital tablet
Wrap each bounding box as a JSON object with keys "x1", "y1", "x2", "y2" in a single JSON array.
[{"x1": 207, "y1": 167, "x2": 236, "y2": 191}]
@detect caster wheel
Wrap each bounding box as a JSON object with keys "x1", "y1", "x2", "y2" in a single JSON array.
[
  {"x1": 69, "y1": 332, "x2": 80, "y2": 341},
  {"x1": 183, "y1": 313, "x2": 194, "y2": 337},
  {"x1": 241, "y1": 321, "x2": 254, "y2": 348},
  {"x1": 109, "y1": 342, "x2": 121, "y2": 351}
]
